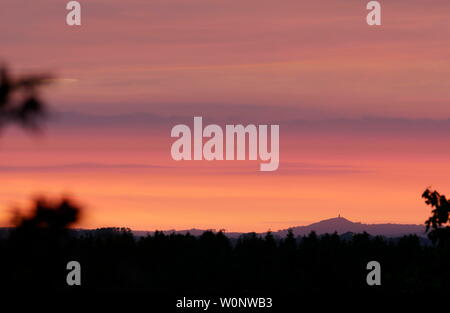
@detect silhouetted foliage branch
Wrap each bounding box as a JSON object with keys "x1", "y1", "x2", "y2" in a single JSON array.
[
  {"x1": 0, "y1": 65, "x2": 51, "y2": 130},
  {"x1": 11, "y1": 197, "x2": 82, "y2": 244},
  {"x1": 423, "y1": 188, "x2": 450, "y2": 244}
]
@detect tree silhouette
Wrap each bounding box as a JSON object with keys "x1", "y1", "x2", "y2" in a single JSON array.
[
  {"x1": 422, "y1": 188, "x2": 450, "y2": 244},
  {"x1": 12, "y1": 197, "x2": 80, "y2": 231}
]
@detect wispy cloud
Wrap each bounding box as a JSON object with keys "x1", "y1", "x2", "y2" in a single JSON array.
[{"x1": 0, "y1": 163, "x2": 171, "y2": 172}]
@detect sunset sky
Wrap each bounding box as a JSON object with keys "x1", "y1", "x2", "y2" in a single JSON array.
[{"x1": 1, "y1": 0, "x2": 450, "y2": 231}]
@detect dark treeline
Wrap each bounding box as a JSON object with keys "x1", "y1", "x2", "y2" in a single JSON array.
[{"x1": 1, "y1": 226, "x2": 450, "y2": 294}]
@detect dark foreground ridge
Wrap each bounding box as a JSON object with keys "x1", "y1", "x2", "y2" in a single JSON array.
[{"x1": 1, "y1": 224, "x2": 449, "y2": 295}]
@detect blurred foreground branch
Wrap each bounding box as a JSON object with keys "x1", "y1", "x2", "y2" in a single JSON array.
[{"x1": 0, "y1": 65, "x2": 52, "y2": 131}]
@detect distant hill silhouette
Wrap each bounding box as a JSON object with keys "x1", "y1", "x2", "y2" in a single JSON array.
[
  {"x1": 133, "y1": 216, "x2": 426, "y2": 238},
  {"x1": 0, "y1": 216, "x2": 426, "y2": 238},
  {"x1": 275, "y1": 216, "x2": 426, "y2": 237}
]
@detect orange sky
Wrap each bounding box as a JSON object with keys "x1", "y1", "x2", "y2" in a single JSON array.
[{"x1": 1, "y1": 0, "x2": 450, "y2": 231}]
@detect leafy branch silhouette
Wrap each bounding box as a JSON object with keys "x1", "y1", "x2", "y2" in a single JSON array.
[
  {"x1": 0, "y1": 65, "x2": 51, "y2": 130},
  {"x1": 422, "y1": 188, "x2": 450, "y2": 244}
]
